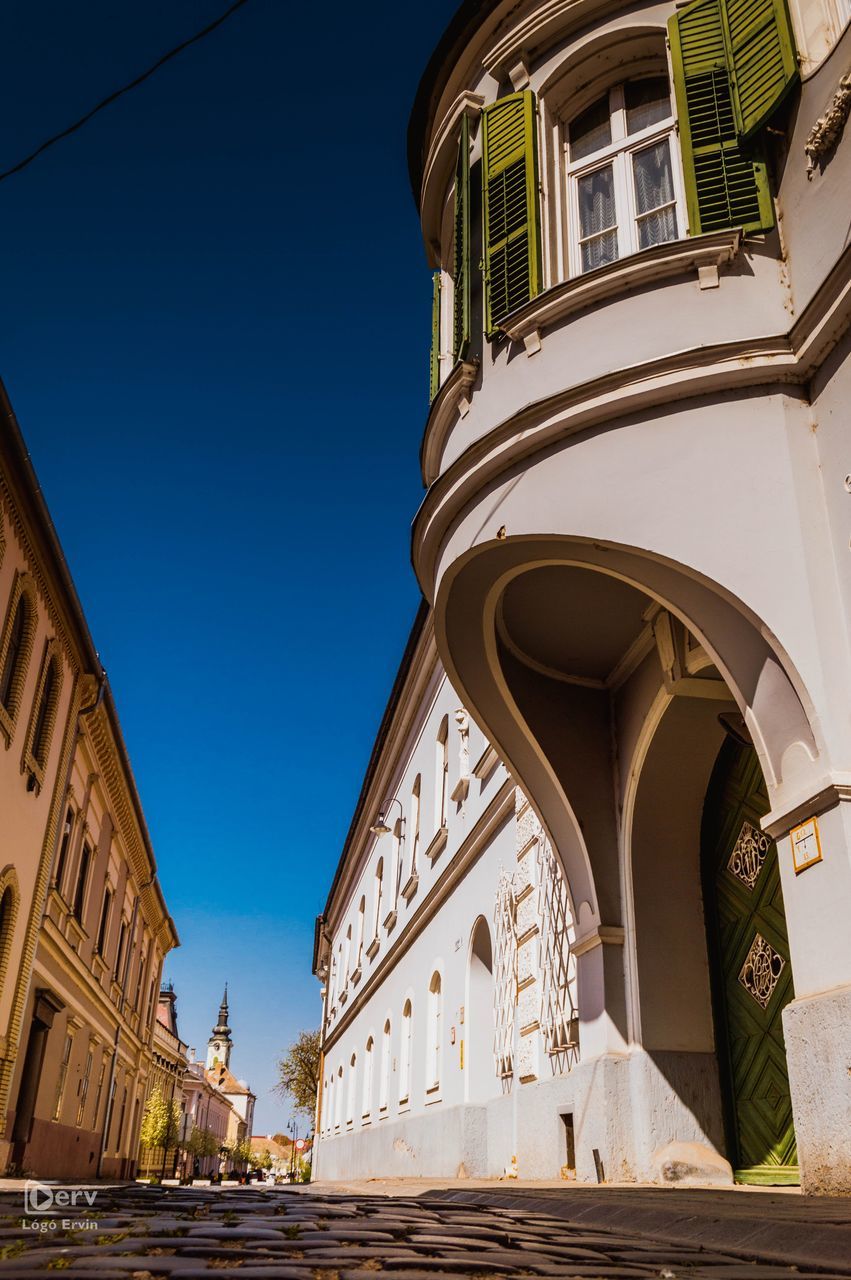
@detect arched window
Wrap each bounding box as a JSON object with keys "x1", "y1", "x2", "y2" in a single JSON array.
[
  {"x1": 565, "y1": 76, "x2": 682, "y2": 275},
  {"x1": 24, "y1": 641, "x2": 63, "y2": 790},
  {"x1": 409, "y1": 776, "x2": 421, "y2": 877},
  {"x1": 343, "y1": 926, "x2": 352, "y2": 989},
  {"x1": 0, "y1": 595, "x2": 28, "y2": 713},
  {"x1": 335, "y1": 1065, "x2": 343, "y2": 1131},
  {"x1": 399, "y1": 1000, "x2": 412, "y2": 1106},
  {"x1": 372, "y1": 858, "x2": 384, "y2": 939},
  {"x1": 435, "y1": 717, "x2": 449, "y2": 831},
  {"x1": 379, "y1": 1020, "x2": 391, "y2": 1113},
  {"x1": 346, "y1": 1053, "x2": 357, "y2": 1127},
  {"x1": 362, "y1": 1036, "x2": 374, "y2": 1118},
  {"x1": 427, "y1": 972, "x2": 442, "y2": 1093},
  {"x1": 0, "y1": 878, "x2": 20, "y2": 997},
  {"x1": 355, "y1": 896, "x2": 365, "y2": 970},
  {"x1": 31, "y1": 654, "x2": 59, "y2": 768},
  {"x1": 329, "y1": 953, "x2": 338, "y2": 1009}
]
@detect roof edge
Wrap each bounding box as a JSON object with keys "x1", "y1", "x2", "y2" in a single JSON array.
[
  {"x1": 407, "y1": 0, "x2": 502, "y2": 205},
  {"x1": 321, "y1": 598, "x2": 430, "y2": 923}
]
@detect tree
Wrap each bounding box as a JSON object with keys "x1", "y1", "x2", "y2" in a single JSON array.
[
  {"x1": 230, "y1": 1138, "x2": 252, "y2": 1167},
  {"x1": 275, "y1": 1029, "x2": 320, "y2": 1118},
  {"x1": 139, "y1": 1089, "x2": 180, "y2": 1152},
  {"x1": 272, "y1": 1132, "x2": 289, "y2": 1147},
  {"x1": 254, "y1": 1148, "x2": 273, "y2": 1172},
  {"x1": 186, "y1": 1126, "x2": 219, "y2": 1159}
]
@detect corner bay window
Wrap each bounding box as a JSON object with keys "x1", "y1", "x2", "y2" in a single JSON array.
[{"x1": 567, "y1": 78, "x2": 682, "y2": 275}]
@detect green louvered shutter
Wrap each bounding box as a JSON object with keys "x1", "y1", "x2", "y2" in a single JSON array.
[
  {"x1": 722, "y1": 0, "x2": 798, "y2": 140},
  {"x1": 453, "y1": 114, "x2": 471, "y2": 362},
  {"x1": 482, "y1": 91, "x2": 541, "y2": 338},
  {"x1": 669, "y1": 0, "x2": 774, "y2": 235},
  {"x1": 429, "y1": 271, "x2": 441, "y2": 403}
]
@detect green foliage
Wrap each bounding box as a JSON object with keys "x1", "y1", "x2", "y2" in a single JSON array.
[
  {"x1": 254, "y1": 1148, "x2": 273, "y2": 1171},
  {"x1": 186, "y1": 1125, "x2": 219, "y2": 1158},
  {"x1": 139, "y1": 1089, "x2": 180, "y2": 1151},
  {"x1": 229, "y1": 1138, "x2": 252, "y2": 1166},
  {"x1": 275, "y1": 1029, "x2": 320, "y2": 1118}
]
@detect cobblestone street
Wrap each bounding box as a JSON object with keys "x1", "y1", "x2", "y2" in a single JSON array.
[{"x1": 1, "y1": 1185, "x2": 850, "y2": 1280}]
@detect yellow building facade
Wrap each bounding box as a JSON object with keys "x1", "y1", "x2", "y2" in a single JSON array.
[{"x1": 0, "y1": 382, "x2": 178, "y2": 1178}]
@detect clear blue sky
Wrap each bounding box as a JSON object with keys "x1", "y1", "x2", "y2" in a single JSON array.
[{"x1": 0, "y1": 0, "x2": 458, "y2": 1134}]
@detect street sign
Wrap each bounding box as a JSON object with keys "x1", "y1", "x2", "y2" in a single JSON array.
[{"x1": 295, "y1": 1138, "x2": 305, "y2": 1151}]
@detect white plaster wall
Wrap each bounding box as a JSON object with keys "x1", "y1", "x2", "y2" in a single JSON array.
[{"x1": 319, "y1": 807, "x2": 516, "y2": 1150}]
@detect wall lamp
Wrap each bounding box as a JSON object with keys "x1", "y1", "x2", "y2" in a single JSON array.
[{"x1": 370, "y1": 796, "x2": 403, "y2": 837}]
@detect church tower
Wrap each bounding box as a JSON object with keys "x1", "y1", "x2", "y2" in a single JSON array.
[{"x1": 206, "y1": 985, "x2": 232, "y2": 1070}]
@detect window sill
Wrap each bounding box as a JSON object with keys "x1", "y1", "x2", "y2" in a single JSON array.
[
  {"x1": 366, "y1": 935, "x2": 380, "y2": 961},
  {"x1": 383, "y1": 909, "x2": 397, "y2": 935},
  {"x1": 378, "y1": 1106, "x2": 388, "y2": 1120},
  {"x1": 424, "y1": 825, "x2": 448, "y2": 865},
  {"x1": 450, "y1": 775, "x2": 470, "y2": 804},
  {"x1": 339, "y1": 989, "x2": 348, "y2": 1007},
  {"x1": 500, "y1": 229, "x2": 743, "y2": 355},
  {"x1": 350, "y1": 965, "x2": 362, "y2": 987},
  {"x1": 398, "y1": 1098, "x2": 411, "y2": 1113},
  {"x1": 401, "y1": 872, "x2": 419, "y2": 903}
]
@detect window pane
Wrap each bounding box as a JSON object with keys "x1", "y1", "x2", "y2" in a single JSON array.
[
  {"x1": 578, "y1": 163, "x2": 618, "y2": 271},
  {"x1": 579, "y1": 164, "x2": 616, "y2": 237},
  {"x1": 625, "y1": 77, "x2": 671, "y2": 135},
  {"x1": 633, "y1": 140, "x2": 677, "y2": 249},
  {"x1": 569, "y1": 95, "x2": 611, "y2": 161}
]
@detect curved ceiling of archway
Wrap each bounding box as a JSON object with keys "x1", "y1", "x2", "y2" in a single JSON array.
[{"x1": 498, "y1": 565, "x2": 650, "y2": 684}]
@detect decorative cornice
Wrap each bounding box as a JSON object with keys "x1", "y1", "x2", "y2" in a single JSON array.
[
  {"x1": 414, "y1": 240, "x2": 851, "y2": 592},
  {"x1": 572, "y1": 924, "x2": 625, "y2": 957},
  {"x1": 500, "y1": 230, "x2": 742, "y2": 353},
  {"x1": 322, "y1": 777, "x2": 515, "y2": 1054},
  {"x1": 84, "y1": 704, "x2": 176, "y2": 951},
  {"x1": 482, "y1": 0, "x2": 628, "y2": 76},
  {"x1": 422, "y1": 359, "x2": 480, "y2": 485},
  {"x1": 761, "y1": 773, "x2": 851, "y2": 838}
]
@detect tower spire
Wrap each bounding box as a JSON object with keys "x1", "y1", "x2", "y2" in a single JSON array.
[{"x1": 206, "y1": 983, "x2": 233, "y2": 1070}]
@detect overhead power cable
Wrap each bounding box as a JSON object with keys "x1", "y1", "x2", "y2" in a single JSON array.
[{"x1": 0, "y1": 0, "x2": 251, "y2": 185}]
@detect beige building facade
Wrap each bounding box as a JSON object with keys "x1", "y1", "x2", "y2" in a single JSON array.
[
  {"x1": 138, "y1": 984, "x2": 189, "y2": 1180},
  {"x1": 316, "y1": 0, "x2": 851, "y2": 1195},
  {"x1": 0, "y1": 382, "x2": 178, "y2": 1177}
]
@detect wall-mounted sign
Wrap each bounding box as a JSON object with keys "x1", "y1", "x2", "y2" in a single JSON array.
[{"x1": 791, "y1": 816, "x2": 823, "y2": 874}]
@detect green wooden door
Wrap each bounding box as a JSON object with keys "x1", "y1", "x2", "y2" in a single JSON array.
[{"x1": 703, "y1": 739, "x2": 798, "y2": 1184}]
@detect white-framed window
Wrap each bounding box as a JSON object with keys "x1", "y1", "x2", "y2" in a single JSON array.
[
  {"x1": 426, "y1": 971, "x2": 442, "y2": 1093},
  {"x1": 399, "y1": 1000, "x2": 412, "y2": 1106},
  {"x1": 379, "y1": 1020, "x2": 391, "y2": 1113},
  {"x1": 565, "y1": 76, "x2": 684, "y2": 276},
  {"x1": 362, "y1": 1037, "x2": 374, "y2": 1117},
  {"x1": 435, "y1": 717, "x2": 449, "y2": 832}
]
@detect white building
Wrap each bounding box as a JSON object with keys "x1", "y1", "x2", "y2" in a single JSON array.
[{"x1": 315, "y1": 0, "x2": 851, "y2": 1195}]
